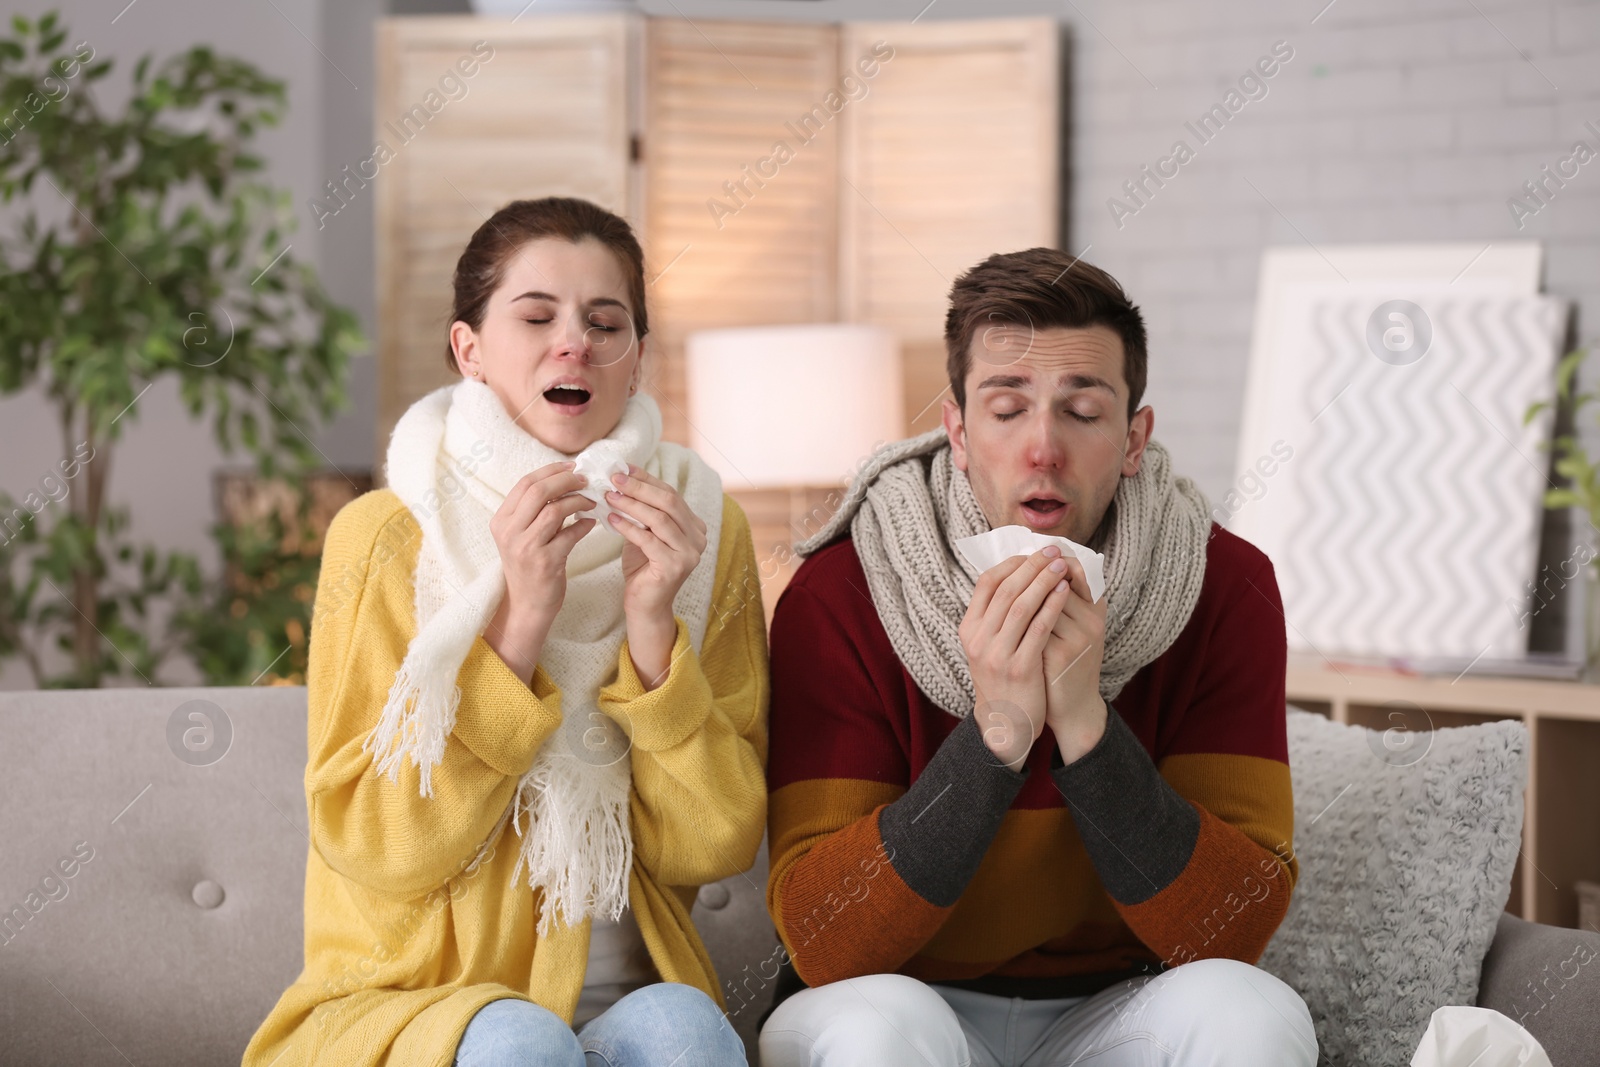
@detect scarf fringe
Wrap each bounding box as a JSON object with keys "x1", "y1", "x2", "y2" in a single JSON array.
[
  {"x1": 364, "y1": 657, "x2": 462, "y2": 799},
  {"x1": 362, "y1": 561, "x2": 499, "y2": 798},
  {"x1": 509, "y1": 750, "x2": 634, "y2": 936}
]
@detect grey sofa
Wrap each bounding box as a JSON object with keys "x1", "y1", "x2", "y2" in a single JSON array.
[{"x1": 0, "y1": 685, "x2": 1595, "y2": 1066}]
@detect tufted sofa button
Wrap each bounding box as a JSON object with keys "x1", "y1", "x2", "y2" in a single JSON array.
[
  {"x1": 192, "y1": 880, "x2": 226, "y2": 909},
  {"x1": 697, "y1": 882, "x2": 731, "y2": 910}
]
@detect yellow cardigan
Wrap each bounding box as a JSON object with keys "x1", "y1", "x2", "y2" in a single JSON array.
[{"x1": 243, "y1": 488, "x2": 768, "y2": 1067}]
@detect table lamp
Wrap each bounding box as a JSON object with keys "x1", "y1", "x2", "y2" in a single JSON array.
[{"x1": 683, "y1": 323, "x2": 904, "y2": 489}]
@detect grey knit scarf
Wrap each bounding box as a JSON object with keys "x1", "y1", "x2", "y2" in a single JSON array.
[{"x1": 794, "y1": 429, "x2": 1212, "y2": 717}]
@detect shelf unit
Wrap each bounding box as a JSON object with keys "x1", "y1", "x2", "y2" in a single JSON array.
[{"x1": 1286, "y1": 654, "x2": 1600, "y2": 929}]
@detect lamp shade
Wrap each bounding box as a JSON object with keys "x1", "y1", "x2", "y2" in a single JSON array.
[{"x1": 684, "y1": 324, "x2": 904, "y2": 489}]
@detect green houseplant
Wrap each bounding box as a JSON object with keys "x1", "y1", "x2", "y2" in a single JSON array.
[
  {"x1": 0, "y1": 12, "x2": 363, "y2": 688},
  {"x1": 1523, "y1": 344, "x2": 1600, "y2": 674}
]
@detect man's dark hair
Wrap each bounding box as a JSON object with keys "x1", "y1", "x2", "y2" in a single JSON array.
[{"x1": 943, "y1": 248, "x2": 1148, "y2": 421}]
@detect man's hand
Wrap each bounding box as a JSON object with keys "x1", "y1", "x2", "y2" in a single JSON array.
[
  {"x1": 960, "y1": 546, "x2": 1076, "y2": 771},
  {"x1": 1043, "y1": 554, "x2": 1109, "y2": 764}
]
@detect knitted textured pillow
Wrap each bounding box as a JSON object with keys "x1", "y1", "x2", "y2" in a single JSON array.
[{"x1": 1258, "y1": 708, "x2": 1527, "y2": 1067}]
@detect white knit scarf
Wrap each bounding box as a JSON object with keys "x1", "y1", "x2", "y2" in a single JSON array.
[
  {"x1": 794, "y1": 429, "x2": 1211, "y2": 715},
  {"x1": 367, "y1": 379, "x2": 723, "y2": 934}
]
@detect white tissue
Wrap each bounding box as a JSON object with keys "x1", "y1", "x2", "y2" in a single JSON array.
[
  {"x1": 570, "y1": 443, "x2": 645, "y2": 531},
  {"x1": 952, "y1": 525, "x2": 1106, "y2": 603},
  {"x1": 1410, "y1": 1006, "x2": 1551, "y2": 1067}
]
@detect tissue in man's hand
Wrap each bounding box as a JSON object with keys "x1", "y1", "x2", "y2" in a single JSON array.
[
  {"x1": 953, "y1": 525, "x2": 1106, "y2": 603},
  {"x1": 570, "y1": 443, "x2": 645, "y2": 530},
  {"x1": 1409, "y1": 1006, "x2": 1551, "y2": 1067}
]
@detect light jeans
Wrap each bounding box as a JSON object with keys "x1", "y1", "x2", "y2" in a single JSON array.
[
  {"x1": 453, "y1": 982, "x2": 748, "y2": 1067},
  {"x1": 758, "y1": 959, "x2": 1318, "y2": 1067}
]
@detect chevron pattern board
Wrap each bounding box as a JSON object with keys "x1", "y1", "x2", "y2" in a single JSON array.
[{"x1": 1233, "y1": 288, "x2": 1568, "y2": 662}]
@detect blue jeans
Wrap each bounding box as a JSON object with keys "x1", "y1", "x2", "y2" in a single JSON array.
[{"x1": 453, "y1": 982, "x2": 747, "y2": 1066}]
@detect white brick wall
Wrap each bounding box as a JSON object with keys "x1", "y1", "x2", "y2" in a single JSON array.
[{"x1": 1062, "y1": 0, "x2": 1600, "y2": 501}]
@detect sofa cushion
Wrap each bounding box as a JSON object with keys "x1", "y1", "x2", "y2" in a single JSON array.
[
  {"x1": 1258, "y1": 707, "x2": 1527, "y2": 1067},
  {"x1": 1477, "y1": 911, "x2": 1600, "y2": 1067},
  {"x1": 0, "y1": 685, "x2": 308, "y2": 1067},
  {"x1": 690, "y1": 839, "x2": 782, "y2": 1057}
]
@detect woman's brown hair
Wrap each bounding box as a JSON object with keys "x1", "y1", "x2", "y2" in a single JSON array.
[{"x1": 443, "y1": 197, "x2": 649, "y2": 373}]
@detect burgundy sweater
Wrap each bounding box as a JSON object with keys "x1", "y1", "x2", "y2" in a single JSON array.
[{"x1": 761, "y1": 522, "x2": 1299, "y2": 1001}]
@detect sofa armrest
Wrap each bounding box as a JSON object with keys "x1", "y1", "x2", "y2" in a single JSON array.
[{"x1": 1476, "y1": 912, "x2": 1600, "y2": 1065}]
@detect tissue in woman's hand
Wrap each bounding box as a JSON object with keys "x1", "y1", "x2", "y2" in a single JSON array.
[
  {"x1": 570, "y1": 443, "x2": 645, "y2": 530},
  {"x1": 952, "y1": 525, "x2": 1106, "y2": 603},
  {"x1": 1409, "y1": 1006, "x2": 1551, "y2": 1067}
]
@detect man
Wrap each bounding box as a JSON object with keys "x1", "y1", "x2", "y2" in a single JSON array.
[{"x1": 758, "y1": 249, "x2": 1316, "y2": 1066}]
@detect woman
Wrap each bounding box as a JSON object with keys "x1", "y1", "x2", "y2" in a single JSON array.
[{"x1": 243, "y1": 198, "x2": 768, "y2": 1067}]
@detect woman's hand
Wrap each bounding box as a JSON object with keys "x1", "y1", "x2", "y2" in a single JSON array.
[
  {"x1": 483, "y1": 460, "x2": 596, "y2": 682},
  {"x1": 604, "y1": 464, "x2": 708, "y2": 690}
]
